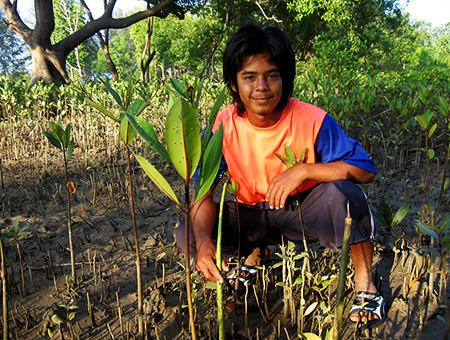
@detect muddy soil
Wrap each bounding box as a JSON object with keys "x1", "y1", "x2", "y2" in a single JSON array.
[{"x1": 0, "y1": 142, "x2": 449, "y2": 340}]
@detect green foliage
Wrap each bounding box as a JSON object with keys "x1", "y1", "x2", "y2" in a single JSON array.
[
  {"x1": 43, "y1": 119, "x2": 74, "y2": 159},
  {"x1": 0, "y1": 11, "x2": 28, "y2": 79},
  {"x1": 165, "y1": 97, "x2": 202, "y2": 180},
  {"x1": 52, "y1": 0, "x2": 98, "y2": 80},
  {"x1": 3, "y1": 219, "x2": 29, "y2": 241},
  {"x1": 133, "y1": 80, "x2": 225, "y2": 208},
  {"x1": 92, "y1": 27, "x2": 137, "y2": 79}
]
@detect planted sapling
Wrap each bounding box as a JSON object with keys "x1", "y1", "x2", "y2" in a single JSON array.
[
  {"x1": 83, "y1": 77, "x2": 155, "y2": 340},
  {"x1": 43, "y1": 119, "x2": 77, "y2": 283},
  {"x1": 126, "y1": 81, "x2": 226, "y2": 340},
  {"x1": 3, "y1": 219, "x2": 29, "y2": 296}
]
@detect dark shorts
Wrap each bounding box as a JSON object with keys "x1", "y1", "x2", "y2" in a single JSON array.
[{"x1": 176, "y1": 179, "x2": 375, "y2": 262}]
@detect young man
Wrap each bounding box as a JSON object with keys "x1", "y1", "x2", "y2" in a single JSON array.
[{"x1": 175, "y1": 23, "x2": 386, "y2": 329}]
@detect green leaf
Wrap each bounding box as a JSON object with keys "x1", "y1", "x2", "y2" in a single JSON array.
[
  {"x1": 392, "y1": 204, "x2": 410, "y2": 227},
  {"x1": 415, "y1": 115, "x2": 428, "y2": 130},
  {"x1": 437, "y1": 96, "x2": 449, "y2": 115},
  {"x1": 194, "y1": 123, "x2": 223, "y2": 204},
  {"x1": 416, "y1": 222, "x2": 439, "y2": 240},
  {"x1": 63, "y1": 124, "x2": 71, "y2": 149},
  {"x1": 130, "y1": 99, "x2": 148, "y2": 117},
  {"x1": 85, "y1": 98, "x2": 120, "y2": 122},
  {"x1": 135, "y1": 156, "x2": 180, "y2": 206},
  {"x1": 201, "y1": 86, "x2": 227, "y2": 155},
  {"x1": 227, "y1": 180, "x2": 239, "y2": 195},
  {"x1": 441, "y1": 242, "x2": 450, "y2": 253},
  {"x1": 51, "y1": 314, "x2": 64, "y2": 324},
  {"x1": 209, "y1": 86, "x2": 227, "y2": 125},
  {"x1": 439, "y1": 216, "x2": 450, "y2": 231},
  {"x1": 50, "y1": 122, "x2": 65, "y2": 141},
  {"x1": 170, "y1": 78, "x2": 190, "y2": 101},
  {"x1": 298, "y1": 147, "x2": 308, "y2": 163},
  {"x1": 126, "y1": 114, "x2": 171, "y2": 163},
  {"x1": 98, "y1": 77, "x2": 123, "y2": 108},
  {"x1": 165, "y1": 98, "x2": 201, "y2": 181},
  {"x1": 192, "y1": 78, "x2": 204, "y2": 108},
  {"x1": 68, "y1": 140, "x2": 74, "y2": 160},
  {"x1": 429, "y1": 123, "x2": 437, "y2": 139},
  {"x1": 271, "y1": 261, "x2": 283, "y2": 269},
  {"x1": 285, "y1": 146, "x2": 296, "y2": 164},
  {"x1": 294, "y1": 277, "x2": 303, "y2": 285},
  {"x1": 424, "y1": 109, "x2": 434, "y2": 126},
  {"x1": 444, "y1": 179, "x2": 449, "y2": 191},
  {"x1": 124, "y1": 77, "x2": 133, "y2": 108},
  {"x1": 300, "y1": 333, "x2": 322, "y2": 340},
  {"x1": 168, "y1": 95, "x2": 177, "y2": 111},
  {"x1": 43, "y1": 131, "x2": 62, "y2": 149},
  {"x1": 420, "y1": 246, "x2": 441, "y2": 257},
  {"x1": 274, "y1": 152, "x2": 289, "y2": 166},
  {"x1": 119, "y1": 116, "x2": 136, "y2": 145},
  {"x1": 428, "y1": 149, "x2": 435, "y2": 160},
  {"x1": 374, "y1": 202, "x2": 393, "y2": 226}
]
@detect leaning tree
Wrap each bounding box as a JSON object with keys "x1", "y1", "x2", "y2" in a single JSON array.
[{"x1": 0, "y1": 0, "x2": 184, "y2": 85}]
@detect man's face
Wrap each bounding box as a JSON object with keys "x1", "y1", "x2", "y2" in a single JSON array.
[{"x1": 233, "y1": 54, "x2": 283, "y2": 127}]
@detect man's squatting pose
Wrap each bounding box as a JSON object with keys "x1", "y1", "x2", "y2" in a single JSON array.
[{"x1": 176, "y1": 22, "x2": 386, "y2": 329}]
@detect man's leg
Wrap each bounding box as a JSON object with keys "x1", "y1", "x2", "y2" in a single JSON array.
[
  {"x1": 273, "y1": 180, "x2": 382, "y2": 324},
  {"x1": 349, "y1": 240, "x2": 380, "y2": 323},
  {"x1": 350, "y1": 240, "x2": 377, "y2": 294}
]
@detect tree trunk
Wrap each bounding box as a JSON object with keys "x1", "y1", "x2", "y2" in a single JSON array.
[{"x1": 29, "y1": 45, "x2": 69, "y2": 85}]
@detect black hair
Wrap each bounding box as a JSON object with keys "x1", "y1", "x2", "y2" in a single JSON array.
[{"x1": 223, "y1": 22, "x2": 296, "y2": 116}]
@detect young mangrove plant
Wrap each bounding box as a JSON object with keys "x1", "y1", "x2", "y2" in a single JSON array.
[
  {"x1": 127, "y1": 80, "x2": 226, "y2": 340},
  {"x1": 82, "y1": 77, "x2": 156, "y2": 340},
  {"x1": 415, "y1": 216, "x2": 450, "y2": 339},
  {"x1": 3, "y1": 219, "x2": 29, "y2": 296},
  {"x1": 415, "y1": 109, "x2": 437, "y2": 207},
  {"x1": 43, "y1": 120, "x2": 76, "y2": 283}
]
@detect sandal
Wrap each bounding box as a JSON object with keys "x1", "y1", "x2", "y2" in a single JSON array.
[
  {"x1": 226, "y1": 265, "x2": 257, "y2": 291},
  {"x1": 347, "y1": 291, "x2": 387, "y2": 330}
]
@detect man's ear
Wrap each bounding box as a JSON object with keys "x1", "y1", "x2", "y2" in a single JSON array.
[{"x1": 230, "y1": 81, "x2": 238, "y2": 93}]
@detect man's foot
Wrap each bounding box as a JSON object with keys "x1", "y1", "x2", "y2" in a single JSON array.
[
  {"x1": 242, "y1": 246, "x2": 270, "y2": 266},
  {"x1": 226, "y1": 265, "x2": 258, "y2": 290},
  {"x1": 347, "y1": 291, "x2": 387, "y2": 330}
]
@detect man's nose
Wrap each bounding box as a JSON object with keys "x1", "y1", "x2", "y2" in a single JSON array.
[{"x1": 256, "y1": 77, "x2": 268, "y2": 91}]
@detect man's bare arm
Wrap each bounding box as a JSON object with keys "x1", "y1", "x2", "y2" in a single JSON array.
[
  {"x1": 266, "y1": 161, "x2": 376, "y2": 210},
  {"x1": 190, "y1": 186, "x2": 228, "y2": 282}
]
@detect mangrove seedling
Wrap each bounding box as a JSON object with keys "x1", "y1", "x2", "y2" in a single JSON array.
[
  {"x1": 43, "y1": 119, "x2": 76, "y2": 283},
  {"x1": 127, "y1": 82, "x2": 226, "y2": 340}
]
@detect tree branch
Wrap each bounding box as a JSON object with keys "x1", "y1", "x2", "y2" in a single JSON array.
[
  {"x1": 0, "y1": 0, "x2": 33, "y2": 43},
  {"x1": 54, "y1": 0, "x2": 178, "y2": 56},
  {"x1": 34, "y1": 0, "x2": 55, "y2": 39},
  {"x1": 255, "y1": 0, "x2": 282, "y2": 23}
]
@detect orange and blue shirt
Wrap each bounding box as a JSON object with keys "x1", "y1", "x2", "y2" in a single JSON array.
[{"x1": 199, "y1": 98, "x2": 376, "y2": 206}]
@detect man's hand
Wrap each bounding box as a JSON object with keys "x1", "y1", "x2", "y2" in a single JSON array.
[
  {"x1": 195, "y1": 238, "x2": 229, "y2": 283},
  {"x1": 265, "y1": 165, "x2": 304, "y2": 210},
  {"x1": 266, "y1": 161, "x2": 376, "y2": 210}
]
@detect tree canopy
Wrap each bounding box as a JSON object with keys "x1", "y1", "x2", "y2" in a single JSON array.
[
  {"x1": 0, "y1": 0, "x2": 186, "y2": 85},
  {"x1": 0, "y1": 8, "x2": 28, "y2": 79}
]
